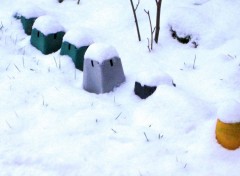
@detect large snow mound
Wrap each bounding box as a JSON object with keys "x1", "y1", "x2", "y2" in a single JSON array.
[
  {"x1": 84, "y1": 43, "x2": 119, "y2": 63},
  {"x1": 32, "y1": 15, "x2": 65, "y2": 35},
  {"x1": 167, "y1": 6, "x2": 210, "y2": 45},
  {"x1": 217, "y1": 100, "x2": 240, "y2": 123},
  {"x1": 63, "y1": 29, "x2": 94, "y2": 48},
  {"x1": 136, "y1": 70, "x2": 173, "y2": 87},
  {"x1": 19, "y1": 5, "x2": 45, "y2": 19}
]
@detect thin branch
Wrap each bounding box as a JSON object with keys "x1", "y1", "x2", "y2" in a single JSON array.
[
  {"x1": 111, "y1": 129, "x2": 117, "y2": 133},
  {"x1": 22, "y1": 57, "x2": 25, "y2": 68},
  {"x1": 130, "y1": 0, "x2": 141, "y2": 41},
  {"x1": 147, "y1": 38, "x2": 151, "y2": 52},
  {"x1": 0, "y1": 21, "x2": 3, "y2": 31},
  {"x1": 53, "y1": 56, "x2": 58, "y2": 68},
  {"x1": 144, "y1": 132, "x2": 149, "y2": 142},
  {"x1": 135, "y1": 0, "x2": 140, "y2": 11},
  {"x1": 154, "y1": 0, "x2": 162, "y2": 43},
  {"x1": 14, "y1": 64, "x2": 21, "y2": 72},
  {"x1": 144, "y1": 9, "x2": 154, "y2": 50},
  {"x1": 193, "y1": 54, "x2": 196, "y2": 69},
  {"x1": 6, "y1": 121, "x2": 12, "y2": 129},
  {"x1": 115, "y1": 112, "x2": 122, "y2": 120}
]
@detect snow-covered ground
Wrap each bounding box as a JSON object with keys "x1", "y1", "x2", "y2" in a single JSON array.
[{"x1": 0, "y1": 0, "x2": 240, "y2": 175}]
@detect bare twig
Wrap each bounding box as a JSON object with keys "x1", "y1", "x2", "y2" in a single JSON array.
[
  {"x1": 14, "y1": 64, "x2": 21, "y2": 72},
  {"x1": 6, "y1": 121, "x2": 12, "y2": 129},
  {"x1": 58, "y1": 57, "x2": 61, "y2": 69},
  {"x1": 144, "y1": 9, "x2": 155, "y2": 51},
  {"x1": 135, "y1": 0, "x2": 140, "y2": 10},
  {"x1": 111, "y1": 129, "x2": 117, "y2": 133},
  {"x1": 130, "y1": 0, "x2": 141, "y2": 41},
  {"x1": 42, "y1": 95, "x2": 45, "y2": 106},
  {"x1": 6, "y1": 63, "x2": 11, "y2": 71},
  {"x1": 147, "y1": 38, "x2": 151, "y2": 52},
  {"x1": 115, "y1": 112, "x2": 122, "y2": 120},
  {"x1": 22, "y1": 57, "x2": 25, "y2": 68},
  {"x1": 144, "y1": 132, "x2": 149, "y2": 142},
  {"x1": 77, "y1": 0, "x2": 81, "y2": 4},
  {"x1": 154, "y1": 0, "x2": 162, "y2": 43},
  {"x1": 158, "y1": 133, "x2": 163, "y2": 139},
  {"x1": 193, "y1": 54, "x2": 196, "y2": 69},
  {"x1": 53, "y1": 56, "x2": 58, "y2": 68},
  {"x1": 14, "y1": 111, "x2": 20, "y2": 118},
  {"x1": 0, "y1": 21, "x2": 3, "y2": 31}
]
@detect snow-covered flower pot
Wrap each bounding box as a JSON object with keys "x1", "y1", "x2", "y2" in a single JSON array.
[
  {"x1": 134, "y1": 71, "x2": 175, "y2": 99},
  {"x1": 19, "y1": 6, "x2": 45, "y2": 35},
  {"x1": 60, "y1": 29, "x2": 94, "y2": 71},
  {"x1": 216, "y1": 100, "x2": 240, "y2": 150},
  {"x1": 30, "y1": 15, "x2": 65, "y2": 54},
  {"x1": 83, "y1": 43, "x2": 125, "y2": 94}
]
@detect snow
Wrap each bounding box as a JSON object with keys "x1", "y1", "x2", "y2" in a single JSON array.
[
  {"x1": 32, "y1": 15, "x2": 65, "y2": 35},
  {"x1": 19, "y1": 5, "x2": 45, "y2": 19},
  {"x1": 84, "y1": 43, "x2": 119, "y2": 63},
  {"x1": 217, "y1": 100, "x2": 240, "y2": 123},
  {"x1": 136, "y1": 70, "x2": 173, "y2": 87},
  {"x1": 0, "y1": 0, "x2": 240, "y2": 175},
  {"x1": 63, "y1": 28, "x2": 94, "y2": 48}
]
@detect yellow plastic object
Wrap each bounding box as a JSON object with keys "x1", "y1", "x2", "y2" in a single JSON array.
[{"x1": 215, "y1": 119, "x2": 240, "y2": 150}]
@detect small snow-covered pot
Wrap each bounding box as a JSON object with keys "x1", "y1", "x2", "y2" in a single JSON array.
[
  {"x1": 30, "y1": 15, "x2": 65, "y2": 54},
  {"x1": 19, "y1": 6, "x2": 45, "y2": 35},
  {"x1": 216, "y1": 119, "x2": 240, "y2": 150},
  {"x1": 60, "y1": 29, "x2": 94, "y2": 71},
  {"x1": 134, "y1": 82, "x2": 157, "y2": 99},
  {"x1": 83, "y1": 43, "x2": 125, "y2": 94},
  {"x1": 216, "y1": 100, "x2": 240, "y2": 150},
  {"x1": 134, "y1": 71, "x2": 175, "y2": 99}
]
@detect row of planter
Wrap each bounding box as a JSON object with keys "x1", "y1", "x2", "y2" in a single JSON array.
[
  {"x1": 16, "y1": 6, "x2": 240, "y2": 151},
  {"x1": 17, "y1": 6, "x2": 175, "y2": 98}
]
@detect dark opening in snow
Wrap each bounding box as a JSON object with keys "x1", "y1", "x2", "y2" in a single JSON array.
[{"x1": 170, "y1": 26, "x2": 198, "y2": 48}]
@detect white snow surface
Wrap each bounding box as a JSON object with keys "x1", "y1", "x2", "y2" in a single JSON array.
[
  {"x1": 217, "y1": 100, "x2": 240, "y2": 123},
  {"x1": 0, "y1": 0, "x2": 240, "y2": 176},
  {"x1": 84, "y1": 43, "x2": 119, "y2": 63},
  {"x1": 19, "y1": 5, "x2": 45, "y2": 19},
  {"x1": 136, "y1": 70, "x2": 173, "y2": 87},
  {"x1": 32, "y1": 15, "x2": 65, "y2": 35},
  {"x1": 63, "y1": 29, "x2": 94, "y2": 48}
]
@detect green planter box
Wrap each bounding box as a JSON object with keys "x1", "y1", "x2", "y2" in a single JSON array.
[
  {"x1": 60, "y1": 41, "x2": 89, "y2": 71},
  {"x1": 21, "y1": 16, "x2": 36, "y2": 35},
  {"x1": 30, "y1": 28, "x2": 65, "y2": 55}
]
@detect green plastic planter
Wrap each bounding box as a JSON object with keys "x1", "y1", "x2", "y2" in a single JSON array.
[
  {"x1": 60, "y1": 41, "x2": 89, "y2": 71},
  {"x1": 30, "y1": 28, "x2": 65, "y2": 55},
  {"x1": 21, "y1": 16, "x2": 37, "y2": 35}
]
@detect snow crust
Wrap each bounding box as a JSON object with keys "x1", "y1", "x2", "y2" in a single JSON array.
[
  {"x1": 63, "y1": 29, "x2": 94, "y2": 48},
  {"x1": 217, "y1": 100, "x2": 240, "y2": 123},
  {"x1": 84, "y1": 43, "x2": 119, "y2": 63},
  {"x1": 32, "y1": 15, "x2": 65, "y2": 35},
  {"x1": 19, "y1": 5, "x2": 45, "y2": 19},
  {"x1": 136, "y1": 70, "x2": 173, "y2": 87}
]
